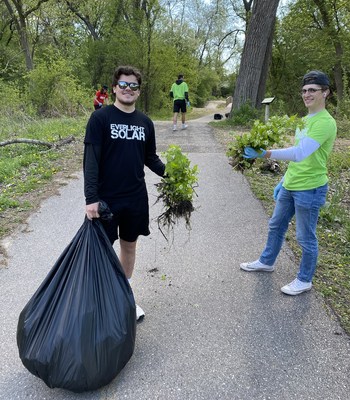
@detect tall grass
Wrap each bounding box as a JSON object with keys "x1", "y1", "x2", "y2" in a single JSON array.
[{"x1": 0, "y1": 115, "x2": 86, "y2": 221}]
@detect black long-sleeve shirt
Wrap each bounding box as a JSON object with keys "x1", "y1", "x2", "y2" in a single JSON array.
[{"x1": 84, "y1": 105, "x2": 165, "y2": 205}]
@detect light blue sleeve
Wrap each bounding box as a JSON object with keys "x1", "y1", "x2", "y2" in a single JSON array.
[{"x1": 269, "y1": 137, "x2": 320, "y2": 162}]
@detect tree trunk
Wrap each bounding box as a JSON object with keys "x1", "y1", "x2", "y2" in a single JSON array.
[
  {"x1": 256, "y1": 23, "x2": 275, "y2": 107},
  {"x1": 333, "y1": 42, "x2": 343, "y2": 102},
  {"x1": 312, "y1": 0, "x2": 344, "y2": 103},
  {"x1": 65, "y1": 1, "x2": 100, "y2": 40},
  {"x1": 232, "y1": 0, "x2": 280, "y2": 112},
  {"x1": 3, "y1": 0, "x2": 34, "y2": 70},
  {"x1": 143, "y1": 29, "x2": 152, "y2": 114}
]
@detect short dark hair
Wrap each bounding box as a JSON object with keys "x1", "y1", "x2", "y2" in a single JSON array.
[
  {"x1": 178, "y1": 74, "x2": 184, "y2": 80},
  {"x1": 112, "y1": 66, "x2": 142, "y2": 87}
]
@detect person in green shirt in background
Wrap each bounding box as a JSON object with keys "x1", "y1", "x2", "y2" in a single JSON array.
[
  {"x1": 170, "y1": 74, "x2": 189, "y2": 131},
  {"x1": 239, "y1": 70, "x2": 337, "y2": 296}
]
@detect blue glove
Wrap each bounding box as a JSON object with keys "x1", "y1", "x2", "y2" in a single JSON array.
[
  {"x1": 243, "y1": 147, "x2": 267, "y2": 159},
  {"x1": 187, "y1": 101, "x2": 190, "y2": 107},
  {"x1": 273, "y1": 181, "x2": 283, "y2": 200}
]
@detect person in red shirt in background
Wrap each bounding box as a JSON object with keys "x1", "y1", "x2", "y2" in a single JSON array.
[{"x1": 93, "y1": 85, "x2": 109, "y2": 110}]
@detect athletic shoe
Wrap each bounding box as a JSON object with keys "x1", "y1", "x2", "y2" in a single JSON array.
[
  {"x1": 173, "y1": 125, "x2": 177, "y2": 131},
  {"x1": 281, "y1": 278, "x2": 312, "y2": 295},
  {"x1": 240, "y1": 259, "x2": 274, "y2": 272},
  {"x1": 181, "y1": 124, "x2": 188, "y2": 130},
  {"x1": 136, "y1": 304, "x2": 145, "y2": 321}
]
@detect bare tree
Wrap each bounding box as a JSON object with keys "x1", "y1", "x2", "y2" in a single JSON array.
[
  {"x1": 3, "y1": 0, "x2": 50, "y2": 70},
  {"x1": 232, "y1": 0, "x2": 280, "y2": 112},
  {"x1": 65, "y1": 1, "x2": 100, "y2": 40}
]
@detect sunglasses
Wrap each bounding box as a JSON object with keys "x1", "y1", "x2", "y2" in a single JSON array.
[
  {"x1": 300, "y1": 88, "x2": 323, "y2": 95},
  {"x1": 117, "y1": 81, "x2": 140, "y2": 91}
]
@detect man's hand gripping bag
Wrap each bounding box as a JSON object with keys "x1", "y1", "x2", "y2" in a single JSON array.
[{"x1": 17, "y1": 218, "x2": 136, "y2": 392}]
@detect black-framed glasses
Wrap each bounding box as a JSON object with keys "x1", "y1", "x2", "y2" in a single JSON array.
[
  {"x1": 117, "y1": 81, "x2": 140, "y2": 91},
  {"x1": 300, "y1": 88, "x2": 323, "y2": 95}
]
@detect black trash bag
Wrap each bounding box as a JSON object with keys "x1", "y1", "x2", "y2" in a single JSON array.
[
  {"x1": 17, "y1": 218, "x2": 136, "y2": 393},
  {"x1": 98, "y1": 200, "x2": 114, "y2": 221}
]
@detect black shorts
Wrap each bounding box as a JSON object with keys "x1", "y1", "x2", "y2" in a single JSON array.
[
  {"x1": 100, "y1": 195, "x2": 150, "y2": 244},
  {"x1": 173, "y1": 99, "x2": 187, "y2": 113}
]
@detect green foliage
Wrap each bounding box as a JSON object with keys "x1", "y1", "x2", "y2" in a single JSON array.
[
  {"x1": 230, "y1": 102, "x2": 260, "y2": 126},
  {"x1": 219, "y1": 72, "x2": 236, "y2": 98},
  {"x1": 226, "y1": 115, "x2": 304, "y2": 171},
  {"x1": 155, "y1": 145, "x2": 198, "y2": 238},
  {"x1": 0, "y1": 78, "x2": 26, "y2": 116},
  {"x1": 162, "y1": 145, "x2": 198, "y2": 203},
  {"x1": 24, "y1": 55, "x2": 91, "y2": 117},
  {"x1": 195, "y1": 68, "x2": 221, "y2": 107},
  {"x1": 3, "y1": 0, "x2": 350, "y2": 119},
  {"x1": 321, "y1": 149, "x2": 350, "y2": 226},
  {"x1": 327, "y1": 149, "x2": 350, "y2": 177},
  {"x1": 144, "y1": 33, "x2": 199, "y2": 113},
  {"x1": 269, "y1": 0, "x2": 338, "y2": 115},
  {"x1": 334, "y1": 114, "x2": 350, "y2": 139},
  {"x1": 0, "y1": 33, "x2": 27, "y2": 83}
]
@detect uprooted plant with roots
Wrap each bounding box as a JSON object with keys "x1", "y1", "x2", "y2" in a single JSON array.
[{"x1": 155, "y1": 145, "x2": 198, "y2": 240}]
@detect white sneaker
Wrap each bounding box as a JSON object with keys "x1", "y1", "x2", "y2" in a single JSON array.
[
  {"x1": 136, "y1": 304, "x2": 145, "y2": 321},
  {"x1": 173, "y1": 125, "x2": 177, "y2": 131},
  {"x1": 281, "y1": 278, "x2": 312, "y2": 295},
  {"x1": 240, "y1": 259, "x2": 274, "y2": 272},
  {"x1": 182, "y1": 124, "x2": 188, "y2": 130}
]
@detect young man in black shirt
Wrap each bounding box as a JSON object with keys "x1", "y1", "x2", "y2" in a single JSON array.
[{"x1": 84, "y1": 66, "x2": 165, "y2": 320}]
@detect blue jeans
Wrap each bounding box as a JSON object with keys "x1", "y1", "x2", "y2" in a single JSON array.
[{"x1": 259, "y1": 184, "x2": 328, "y2": 283}]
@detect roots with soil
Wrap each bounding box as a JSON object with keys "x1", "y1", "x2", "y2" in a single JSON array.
[{"x1": 155, "y1": 186, "x2": 195, "y2": 239}]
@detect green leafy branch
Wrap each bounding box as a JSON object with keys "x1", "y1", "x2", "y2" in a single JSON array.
[
  {"x1": 227, "y1": 115, "x2": 305, "y2": 171},
  {"x1": 155, "y1": 145, "x2": 198, "y2": 239}
]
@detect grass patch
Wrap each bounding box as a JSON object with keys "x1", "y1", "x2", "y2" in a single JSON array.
[{"x1": 0, "y1": 115, "x2": 87, "y2": 244}]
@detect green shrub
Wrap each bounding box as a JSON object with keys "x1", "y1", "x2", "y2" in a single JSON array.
[
  {"x1": 321, "y1": 149, "x2": 350, "y2": 226},
  {"x1": 25, "y1": 57, "x2": 91, "y2": 117},
  {"x1": 0, "y1": 79, "x2": 28, "y2": 117},
  {"x1": 334, "y1": 115, "x2": 350, "y2": 139},
  {"x1": 230, "y1": 102, "x2": 260, "y2": 127},
  {"x1": 196, "y1": 68, "x2": 220, "y2": 107},
  {"x1": 327, "y1": 149, "x2": 350, "y2": 177}
]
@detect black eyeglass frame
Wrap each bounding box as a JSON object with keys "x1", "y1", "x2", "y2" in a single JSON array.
[
  {"x1": 117, "y1": 81, "x2": 140, "y2": 91},
  {"x1": 300, "y1": 88, "x2": 323, "y2": 95}
]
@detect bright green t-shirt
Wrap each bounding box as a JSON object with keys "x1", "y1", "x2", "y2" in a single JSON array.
[
  {"x1": 171, "y1": 81, "x2": 188, "y2": 101},
  {"x1": 283, "y1": 109, "x2": 337, "y2": 191}
]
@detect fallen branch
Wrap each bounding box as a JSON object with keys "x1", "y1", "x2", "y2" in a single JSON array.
[{"x1": 0, "y1": 136, "x2": 75, "y2": 148}]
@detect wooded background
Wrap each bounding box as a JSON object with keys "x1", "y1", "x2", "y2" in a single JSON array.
[{"x1": 2, "y1": 0, "x2": 350, "y2": 119}]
